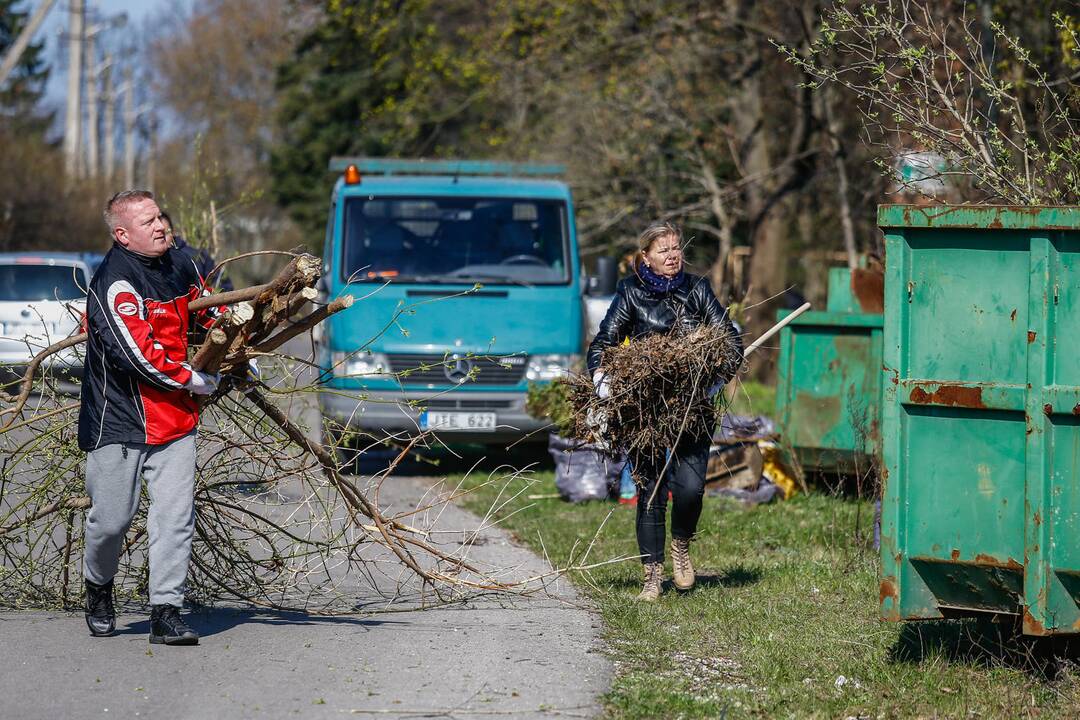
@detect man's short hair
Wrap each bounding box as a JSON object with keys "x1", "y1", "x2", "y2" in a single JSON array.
[{"x1": 104, "y1": 190, "x2": 155, "y2": 232}]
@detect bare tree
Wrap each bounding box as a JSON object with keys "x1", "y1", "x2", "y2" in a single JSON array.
[{"x1": 779, "y1": 0, "x2": 1080, "y2": 204}]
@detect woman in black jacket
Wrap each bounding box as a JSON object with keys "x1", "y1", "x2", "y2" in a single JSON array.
[{"x1": 587, "y1": 221, "x2": 743, "y2": 601}]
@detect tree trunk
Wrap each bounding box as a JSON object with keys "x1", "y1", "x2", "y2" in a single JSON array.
[
  {"x1": 724, "y1": 0, "x2": 818, "y2": 380},
  {"x1": 701, "y1": 160, "x2": 735, "y2": 300},
  {"x1": 821, "y1": 84, "x2": 858, "y2": 270}
]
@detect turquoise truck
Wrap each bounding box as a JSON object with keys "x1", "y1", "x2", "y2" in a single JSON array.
[{"x1": 317, "y1": 158, "x2": 584, "y2": 449}]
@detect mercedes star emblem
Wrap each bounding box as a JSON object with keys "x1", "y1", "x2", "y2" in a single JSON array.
[{"x1": 444, "y1": 354, "x2": 473, "y2": 384}]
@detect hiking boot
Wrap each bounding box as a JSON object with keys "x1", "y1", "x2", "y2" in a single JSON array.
[
  {"x1": 84, "y1": 578, "x2": 116, "y2": 637},
  {"x1": 149, "y1": 604, "x2": 199, "y2": 646},
  {"x1": 671, "y1": 537, "x2": 695, "y2": 591},
  {"x1": 636, "y1": 562, "x2": 663, "y2": 602}
]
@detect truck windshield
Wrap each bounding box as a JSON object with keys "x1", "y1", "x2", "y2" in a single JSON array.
[
  {"x1": 342, "y1": 197, "x2": 570, "y2": 284},
  {"x1": 0, "y1": 264, "x2": 88, "y2": 301}
]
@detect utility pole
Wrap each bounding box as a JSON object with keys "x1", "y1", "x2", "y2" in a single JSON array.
[
  {"x1": 81, "y1": 11, "x2": 127, "y2": 179},
  {"x1": 122, "y1": 66, "x2": 150, "y2": 189},
  {"x1": 84, "y1": 30, "x2": 97, "y2": 178},
  {"x1": 63, "y1": 0, "x2": 86, "y2": 179},
  {"x1": 123, "y1": 66, "x2": 134, "y2": 187},
  {"x1": 145, "y1": 113, "x2": 158, "y2": 191},
  {"x1": 102, "y1": 54, "x2": 115, "y2": 181},
  {"x1": 0, "y1": 0, "x2": 59, "y2": 88},
  {"x1": 85, "y1": 47, "x2": 116, "y2": 179}
]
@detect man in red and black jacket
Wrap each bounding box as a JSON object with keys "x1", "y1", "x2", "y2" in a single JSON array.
[{"x1": 79, "y1": 190, "x2": 220, "y2": 646}]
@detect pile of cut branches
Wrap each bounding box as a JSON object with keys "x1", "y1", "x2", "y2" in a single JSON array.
[
  {"x1": 566, "y1": 325, "x2": 742, "y2": 460},
  {"x1": 0, "y1": 253, "x2": 582, "y2": 613}
]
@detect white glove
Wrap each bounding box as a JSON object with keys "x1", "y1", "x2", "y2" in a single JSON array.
[
  {"x1": 584, "y1": 406, "x2": 611, "y2": 452},
  {"x1": 185, "y1": 370, "x2": 221, "y2": 396},
  {"x1": 592, "y1": 370, "x2": 611, "y2": 399},
  {"x1": 246, "y1": 359, "x2": 261, "y2": 383}
]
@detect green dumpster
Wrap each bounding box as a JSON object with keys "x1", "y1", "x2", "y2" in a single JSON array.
[
  {"x1": 774, "y1": 267, "x2": 884, "y2": 473},
  {"x1": 879, "y1": 204, "x2": 1080, "y2": 636}
]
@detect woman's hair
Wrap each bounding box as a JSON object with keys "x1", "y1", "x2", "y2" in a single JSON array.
[{"x1": 635, "y1": 220, "x2": 682, "y2": 267}]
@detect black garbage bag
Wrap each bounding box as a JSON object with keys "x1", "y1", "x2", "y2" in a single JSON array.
[{"x1": 548, "y1": 433, "x2": 625, "y2": 502}]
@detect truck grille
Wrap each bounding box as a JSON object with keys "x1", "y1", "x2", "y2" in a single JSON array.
[
  {"x1": 387, "y1": 353, "x2": 528, "y2": 386},
  {"x1": 424, "y1": 399, "x2": 516, "y2": 410}
]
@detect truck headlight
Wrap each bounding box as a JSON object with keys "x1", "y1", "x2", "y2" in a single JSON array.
[
  {"x1": 525, "y1": 354, "x2": 576, "y2": 381},
  {"x1": 332, "y1": 351, "x2": 392, "y2": 378}
]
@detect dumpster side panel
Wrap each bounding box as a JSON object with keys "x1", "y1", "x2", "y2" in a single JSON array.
[
  {"x1": 826, "y1": 267, "x2": 857, "y2": 313},
  {"x1": 903, "y1": 232, "x2": 1030, "y2": 385},
  {"x1": 883, "y1": 228, "x2": 1028, "y2": 619},
  {"x1": 881, "y1": 205, "x2": 1080, "y2": 635},
  {"x1": 774, "y1": 312, "x2": 882, "y2": 473},
  {"x1": 1030, "y1": 232, "x2": 1080, "y2": 633}
]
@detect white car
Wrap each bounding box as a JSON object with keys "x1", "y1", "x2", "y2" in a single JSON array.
[{"x1": 0, "y1": 253, "x2": 91, "y2": 382}]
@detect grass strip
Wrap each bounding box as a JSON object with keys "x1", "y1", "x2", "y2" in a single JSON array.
[{"x1": 457, "y1": 473, "x2": 1080, "y2": 718}]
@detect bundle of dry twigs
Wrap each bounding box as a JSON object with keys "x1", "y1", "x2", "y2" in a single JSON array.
[{"x1": 566, "y1": 325, "x2": 743, "y2": 460}]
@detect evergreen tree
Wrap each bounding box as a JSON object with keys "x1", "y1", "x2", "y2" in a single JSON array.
[
  {"x1": 0, "y1": 0, "x2": 53, "y2": 134},
  {"x1": 270, "y1": 0, "x2": 495, "y2": 237}
]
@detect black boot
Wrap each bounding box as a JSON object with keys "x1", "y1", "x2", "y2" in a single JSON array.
[
  {"x1": 84, "y1": 578, "x2": 116, "y2": 637},
  {"x1": 149, "y1": 604, "x2": 199, "y2": 645}
]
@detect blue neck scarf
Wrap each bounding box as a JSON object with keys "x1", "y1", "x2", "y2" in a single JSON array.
[{"x1": 637, "y1": 261, "x2": 687, "y2": 294}]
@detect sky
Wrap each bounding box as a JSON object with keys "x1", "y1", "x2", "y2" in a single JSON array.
[{"x1": 32, "y1": 0, "x2": 175, "y2": 115}]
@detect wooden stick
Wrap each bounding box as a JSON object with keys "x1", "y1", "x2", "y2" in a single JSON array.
[
  {"x1": 743, "y1": 302, "x2": 811, "y2": 359},
  {"x1": 243, "y1": 255, "x2": 320, "y2": 342},
  {"x1": 246, "y1": 287, "x2": 319, "y2": 348},
  {"x1": 191, "y1": 284, "x2": 268, "y2": 311},
  {"x1": 0, "y1": 496, "x2": 90, "y2": 538},
  {"x1": 190, "y1": 327, "x2": 229, "y2": 373},
  {"x1": 251, "y1": 295, "x2": 354, "y2": 355}
]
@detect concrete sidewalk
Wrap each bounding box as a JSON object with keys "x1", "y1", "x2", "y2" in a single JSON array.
[{"x1": 0, "y1": 474, "x2": 610, "y2": 720}]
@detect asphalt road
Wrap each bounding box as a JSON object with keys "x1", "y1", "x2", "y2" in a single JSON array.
[
  {"x1": 0, "y1": 471, "x2": 609, "y2": 720},
  {"x1": 0, "y1": 338, "x2": 610, "y2": 719}
]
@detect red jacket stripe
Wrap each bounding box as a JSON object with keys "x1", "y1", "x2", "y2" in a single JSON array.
[{"x1": 104, "y1": 279, "x2": 192, "y2": 389}]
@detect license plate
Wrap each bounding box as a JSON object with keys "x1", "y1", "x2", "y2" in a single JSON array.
[{"x1": 420, "y1": 411, "x2": 497, "y2": 431}]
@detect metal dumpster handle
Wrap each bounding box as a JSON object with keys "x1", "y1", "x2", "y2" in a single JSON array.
[{"x1": 743, "y1": 302, "x2": 811, "y2": 359}]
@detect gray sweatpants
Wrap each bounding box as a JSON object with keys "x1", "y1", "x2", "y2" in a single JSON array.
[{"x1": 83, "y1": 432, "x2": 196, "y2": 606}]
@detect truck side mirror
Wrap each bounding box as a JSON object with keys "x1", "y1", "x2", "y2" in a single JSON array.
[{"x1": 587, "y1": 256, "x2": 618, "y2": 296}]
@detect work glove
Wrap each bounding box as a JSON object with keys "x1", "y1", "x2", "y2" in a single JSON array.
[
  {"x1": 185, "y1": 370, "x2": 221, "y2": 396},
  {"x1": 592, "y1": 370, "x2": 611, "y2": 400},
  {"x1": 584, "y1": 406, "x2": 611, "y2": 452}
]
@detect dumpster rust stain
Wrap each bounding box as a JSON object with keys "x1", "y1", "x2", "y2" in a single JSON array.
[
  {"x1": 1024, "y1": 609, "x2": 1049, "y2": 636},
  {"x1": 1028, "y1": 331, "x2": 1037, "y2": 344},
  {"x1": 1011, "y1": 309, "x2": 1017, "y2": 322},
  {"x1": 973, "y1": 553, "x2": 1024, "y2": 571},
  {"x1": 851, "y1": 268, "x2": 885, "y2": 313},
  {"x1": 908, "y1": 384, "x2": 986, "y2": 408},
  {"x1": 950, "y1": 549, "x2": 961, "y2": 560},
  {"x1": 1072, "y1": 404, "x2": 1080, "y2": 416},
  {"x1": 879, "y1": 578, "x2": 898, "y2": 604},
  {"x1": 1045, "y1": 403, "x2": 1054, "y2": 416},
  {"x1": 794, "y1": 391, "x2": 842, "y2": 444}
]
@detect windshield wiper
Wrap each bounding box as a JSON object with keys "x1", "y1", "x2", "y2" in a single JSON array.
[{"x1": 447, "y1": 273, "x2": 533, "y2": 288}]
